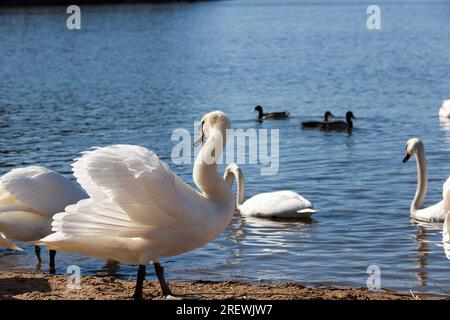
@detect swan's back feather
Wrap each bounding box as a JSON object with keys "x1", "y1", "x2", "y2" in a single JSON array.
[
  {"x1": 239, "y1": 190, "x2": 315, "y2": 217},
  {"x1": 0, "y1": 166, "x2": 88, "y2": 216}
]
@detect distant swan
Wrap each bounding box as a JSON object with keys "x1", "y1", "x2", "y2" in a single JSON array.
[
  {"x1": 322, "y1": 111, "x2": 355, "y2": 132},
  {"x1": 40, "y1": 111, "x2": 235, "y2": 300},
  {"x1": 402, "y1": 138, "x2": 450, "y2": 222},
  {"x1": 0, "y1": 166, "x2": 87, "y2": 272},
  {"x1": 301, "y1": 111, "x2": 335, "y2": 128},
  {"x1": 223, "y1": 164, "x2": 317, "y2": 219},
  {"x1": 439, "y1": 100, "x2": 450, "y2": 118},
  {"x1": 252, "y1": 105, "x2": 289, "y2": 120}
]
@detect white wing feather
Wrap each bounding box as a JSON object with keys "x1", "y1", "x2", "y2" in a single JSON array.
[
  {"x1": 0, "y1": 166, "x2": 88, "y2": 217},
  {"x1": 71, "y1": 145, "x2": 208, "y2": 226}
]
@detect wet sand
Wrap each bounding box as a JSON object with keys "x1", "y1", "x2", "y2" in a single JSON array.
[{"x1": 0, "y1": 272, "x2": 444, "y2": 300}]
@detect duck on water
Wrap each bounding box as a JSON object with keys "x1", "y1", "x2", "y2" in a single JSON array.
[
  {"x1": 301, "y1": 111, "x2": 335, "y2": 128},
  {"x1": 322, "y1": 111, "x2": 356, "y2": 133},
  {"x1": 252, "y1": 105, "x2": 289, "y2": 120}
]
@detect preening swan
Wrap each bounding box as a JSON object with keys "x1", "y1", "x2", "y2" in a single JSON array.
[
  {"x1": 402, "y1": 138, "x2": 450, "y2": 222},
  {"x1": 301, "y1": 111, "x2": 335, "y2": 128},
  {"x1": 40, "y1": 111, "x2": 235, "y2": 300},
  {"x1": 223, "y1": 164, "x2": 317, "y2": 219},
  {"x1": 439, "y1": 100, "x2": 450, "y2": 118},
  {"x1": 252, "y1": 105, "x2": 289, "y2": 120},
  {"x1": 0, "y1": 166, "x2": 87, "y2": 271}
]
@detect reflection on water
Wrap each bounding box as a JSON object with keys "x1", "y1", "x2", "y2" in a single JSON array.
[
  {"x1": 1, "y1": 1, "x2": 450, "y2": 295},
  {"x1": 415, "y1": 226, "x2": 429, "y2": 287}
]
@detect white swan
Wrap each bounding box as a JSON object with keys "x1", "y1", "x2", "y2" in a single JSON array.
[
  {"x1": 439, "y1": 100, "x2": 450, "y2": 118},
  {"x1": 402, "y1": 138, "x2": 450, "y2": 222},
  {"x1": 223, "y1": 163, "x2": 317, "y2": 219},
  {"x1": 40, "y1": 111, "x2": 235, "y2": 300},
  {"x1": 0, "y1": 166, "x2": 88, "y2": 271}
]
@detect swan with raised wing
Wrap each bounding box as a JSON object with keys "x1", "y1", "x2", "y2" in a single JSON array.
[
  {"x1": 0, "y1": 166, "x2": 88, "y2": 271},
  {"x1": 40, "y1": 111, "x2": 235, "y2": 300},
  {"x1": 223, "y1": 163, "x2": 317, "y2": 219},
  {"x1": 402, "y1": 138, "x2": 450, "y2": 222}
]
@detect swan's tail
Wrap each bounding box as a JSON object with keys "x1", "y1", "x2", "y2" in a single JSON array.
[
  {"x1": 38, "y1": 199, "x2": 152, "y2": 264},
  {"x1": 40, "y1": 200, "x2": 149, "y2": 240}
]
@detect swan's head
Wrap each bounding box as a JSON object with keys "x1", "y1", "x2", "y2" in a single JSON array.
[
  {"x1": 194, "y1": 111, "x2": 230, "y2": 146},
  {"x1": 403, "y1": 138, "x2": 423, "y2": 163}
]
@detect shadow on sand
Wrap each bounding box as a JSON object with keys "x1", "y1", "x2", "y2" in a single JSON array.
[{"x1": 0, "y1": 277, "x2": 51, "y2": 300}]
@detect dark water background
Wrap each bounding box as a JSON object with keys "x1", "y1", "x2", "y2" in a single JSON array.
[{"x1": 1, "y1": 0, "x2": 450, "y2": 294}]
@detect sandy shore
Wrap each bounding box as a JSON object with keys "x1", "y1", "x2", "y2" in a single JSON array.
[{"x1": 0, "y1": 271, "x2": 442, "y2": 300}]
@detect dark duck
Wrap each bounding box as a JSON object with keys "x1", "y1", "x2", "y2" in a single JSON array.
[
  {"x1": 301, "y1": 111, "x2": 335, "y2": 128},
  {"x1": 322, "y1": 111, "x2": 356, "y2": 133},
  {"x1": 253, "y1": 105, "x2": 289, "y2": 120}
]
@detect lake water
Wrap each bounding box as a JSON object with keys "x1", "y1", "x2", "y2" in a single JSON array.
[{"x1": 1, "y1": 0, "x2": 450, "y2": 295}]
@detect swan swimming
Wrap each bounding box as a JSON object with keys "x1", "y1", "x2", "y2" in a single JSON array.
[
  {"x1": 0, "y1": 166, "x2": 87, "y2": 271},
  {"x1": 223, "y1": 163, "x2": 317, "y2": 219},
  {"x1": 402, "y1": 138, "x2": 450, "y2": 222},
  {"x1": 252, "y1": 105, "x2": 289, "y2": 120},
  {"x1": 439, "y1": 100, "x2": 450, "y2": 118},
  {"x1": 40, "y1": 111, "x2": 235, "y2": 300},
  {"x1": 301, "y1": 111, "x2": 335, "y2": 128}
]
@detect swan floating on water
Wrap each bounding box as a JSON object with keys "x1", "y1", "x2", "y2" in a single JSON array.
[
  {"x1": 40, "y1": 111, "x2": 235, "y2": 300},
  {"x1": 439, "y1": 100, "x2": 450, "y2": 118},
  {"x1": 301, "y1": 111, "x2": 334, "y2": 128},
  {"x1": 0, "y1": 166, "x2": 87, "y2": 272},
  {"x1": 402, "y1": 138, "x2": 450, "y2": 222},
  {"x1": 322, "y1": 111, "x2": 355, "y2": 132},
  {"x1": 223, "y1": 163, "x2": 317, "y2": 219},
  {"x1": 252, "y1": 105, "x2": 289, "y2": 120}
]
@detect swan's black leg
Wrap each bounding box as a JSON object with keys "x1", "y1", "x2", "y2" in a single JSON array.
[
  {"x1": 34, "y1": 246, "x2": 42, "y2": 263},
  {"x1": 133, "y1": 265, "x2": 146, "y2": 301},
  {"x1": 154, "y1": 262, "x2": 173, "y2": 296},
  {"x1": 49, "y1": 250, "x2": 56, "y2": 274}
]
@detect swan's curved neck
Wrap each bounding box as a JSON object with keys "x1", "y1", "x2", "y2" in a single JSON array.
[
  {"x1": 411, "y1": 145, "x2": 428, "y2": 213},
  {"x1": 223, "y1": 164, "x2": 245, "y2": 207},
  {"x1": 193, "y1": 125, "x2": 233, "y2": 205}
]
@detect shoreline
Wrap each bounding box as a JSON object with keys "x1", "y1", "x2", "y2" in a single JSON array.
[{"x1": 0, "y1": 272, "x2": 445, "y2": 300}]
